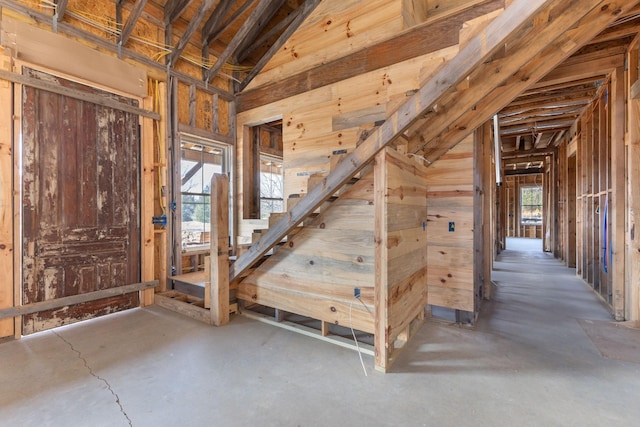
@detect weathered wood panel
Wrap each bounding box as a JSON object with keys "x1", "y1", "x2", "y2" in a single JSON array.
[
  {"x1": 426, "y1": 136, "x2": 475, "y2": 312},
  {"x1": 21, "y1": 68, "x2": 140, "y2": 334}
]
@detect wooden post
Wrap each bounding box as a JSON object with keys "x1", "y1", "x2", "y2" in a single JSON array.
[
  {"x1": 141, "y1": 97, "x2": 156, "y2": 306},
  {"x1": 483, "y1": 122, "x2": 493, "y2": 299},
  {"x1": 210, "y1": 174, "x2": 230, "y2": 326},
  {"x1": 610, "y1": 67, "x2": 625, "y2": 319},
  {"x1": 474, "y1": 127, "x2": 484, "y2": 307},
  {"x1": 627, "y1": 44, "x2": 640, "y2": 322},
  {"x1": 374, "y1": 150, "x2": 389, "y2": 371},
  {"x1": 629, "y1": 100, "x2": 640, "y2": 322},
  {"x1": 0, "y1": 54, "x2": 14, "y2": 339}
]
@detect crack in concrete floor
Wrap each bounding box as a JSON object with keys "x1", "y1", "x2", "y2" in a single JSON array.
[{"x1": 52, "y1": 330, "x2": 133, "y2": 427}]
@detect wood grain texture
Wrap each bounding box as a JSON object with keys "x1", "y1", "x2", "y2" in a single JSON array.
[
  {"x1": 0, "y1": 54, "x2": 14, "y2": 338},
  {"x1": 426, "y1": 135, "x2": 475, "y2": 312},
  {"x1": 233, "y1": 0, "x2": 553, "y2": 281},
  {"x1": 210, "y1": 174, "x2": 230, "y2": 326},
  {"x1": 21, "y1": 68, "x2": 141, "y2": 334}
]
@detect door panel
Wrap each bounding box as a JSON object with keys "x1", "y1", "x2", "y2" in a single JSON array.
[{"x1": 21, "y1": 68, "x2": 140, "y2": 334}]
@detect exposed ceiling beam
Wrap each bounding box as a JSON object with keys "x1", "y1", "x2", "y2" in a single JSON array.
[
  {"x1": 500, "y1": 119, "x2": 577, "y2": 137},
  {"x1": 54, "y1": 0, "x2": 69, "y2": 23},
  {"x1": 165, "y1": 0, "x2": 193, "y2": 25},
  {"x1": 201, "y1": 0, "x2": 236, "y2": 47},
  {"x1": 590, "y1": 16, "x2": 640, "y2": 43},
  {"x1": 205, "y1": 0, "x2": 283, "y2": 82},
  {"x1": 503, "y1": 147, "x2": 556, "y2": 159},
  {"x1": 239, "y1": 0, "x2": 322, "y2": 91},
  {"x1": 236, "y1": 0, "x2": 504, "y2": 110},
  {"x1": 409, "y1": 0, "x2": 637, "y2": 162},
  {"x1": 522, "y1": 76, "x2": 603, "y2": 96},
  {"x1": 530, "y1": 54, "x2": 624, "y2": 89},
  {"x1": 119, "y1": 0, "x2": 148, "y2": 46},
  {"x1": 505, "y1": 167, "x2": 544, "y2": 176},
  {"x1": 232, "y1": 0, "x2": 287, "y2": 62},
  {"x1": 203, "y1": 0, "x2": 257, "y2": 46},
  {"x1": 500, "y1": 103, "x2": 588, "y2": 121},
  {"x1": 236, "y1": 4, "x2": 298, "y2": 63},
  {"x1": 168, "y1": 0, "x2": 216, "y2": 67}
]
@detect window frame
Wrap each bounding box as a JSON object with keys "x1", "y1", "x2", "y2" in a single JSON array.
[
  {"x1": 178, "y1": 135, "x2": 231, "y2": 253},
  {"x1": 520, "y1": 185, "x2": 543, "y2": 226}
]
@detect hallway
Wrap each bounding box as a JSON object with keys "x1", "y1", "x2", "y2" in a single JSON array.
[{"x1": 1, "y1": 239, "x2": 639, "y2": 426}]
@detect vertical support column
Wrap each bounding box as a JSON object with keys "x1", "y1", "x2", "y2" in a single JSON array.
[
  {"x1": 374, "y1": 150, "x2": 389, "y2": 372},
  {"x1": 610, "y1": 67, "x2": 625, "y2": 320},
  {"x1": 158, "y1": 81, "x2": 168, "y2": 293},
  {"x1": 0, "y1": 54, "x2": 14, "y2": 338},
  {"x1": 627, "y1": 46, "x2": 640, "y2": 322},
  {"x1": 141, "y1": 97, "x2": 156, "y2": 306},
  {"x1": 628, "y1": 104, "x2": 640, "y2": 321},
  {"x1": 473, "y1": 126, "x2": 484, "y2": 306},
  {"x1": 483, "y1": 122, "x2": 493, "y2": 299},
  {"x1": 210, "y1": 173, "x2": 229, "y2": 326}
]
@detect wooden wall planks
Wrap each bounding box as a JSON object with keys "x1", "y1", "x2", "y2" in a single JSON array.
[
  {"x1": 426, "y1": 136, "x2": 475, "y2": 312},
  {"x1": 238, "y1": 173, "x2": 376, "y2": 333},
  {"x1": 380, "y1": 149, "x2": 428, "y2": 344}
]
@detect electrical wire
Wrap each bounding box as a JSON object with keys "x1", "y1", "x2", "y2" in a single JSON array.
[
  {"x1": 349, "y1": 299, "x2": 368, "y2": 377},
  {"x1": 29, "y1": 0, "x2": 254, "y2": 74}
]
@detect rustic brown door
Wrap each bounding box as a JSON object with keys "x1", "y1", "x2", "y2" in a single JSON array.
[{"x1": 21, "y1": 68, "x2": 140, "y2": 334}]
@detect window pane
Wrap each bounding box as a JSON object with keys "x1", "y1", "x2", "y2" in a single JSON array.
[
  {"x1": 180, "y1": 140, "x2": 227, "y2": 249},
  {"x1": 520, "y1": 186, "x2": 542, "y2": 225},
  {"x1": 259, "y1": 156, "x2": 284, "y2": 219}
]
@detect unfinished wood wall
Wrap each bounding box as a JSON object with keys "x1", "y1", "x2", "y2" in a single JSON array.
[
  {"x1": 236, "y1": 1, "x2": 465, "y2": 242},
  {"x1": 375, "y1": 148, "x2": 429, "y2": 368},
  {"x1": 425, "y1": 136, "x2": 475, "y2": 313},
  {"x1": 576, "y1": 87, "x2": 613, "y2": 306},
  {"x1": 238, "y1": 171, "x2": 376, "y2": 333}
]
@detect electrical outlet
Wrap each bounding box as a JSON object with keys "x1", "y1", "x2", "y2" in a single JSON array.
[{"x1": 354, "y1": 287, "x2": 361, "y2": 298}]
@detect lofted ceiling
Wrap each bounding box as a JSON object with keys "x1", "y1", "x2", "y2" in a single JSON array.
[
  {"x1": 498, "y1": 10, "x2": 640, "y2": 174},
  {"x1": 2, "y1": 0, "x2": 319, "y2": 88}
]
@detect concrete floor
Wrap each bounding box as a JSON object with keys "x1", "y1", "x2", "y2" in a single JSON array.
[{"x1": 1, "y1": 238, "x2": 639, "y2": 426}]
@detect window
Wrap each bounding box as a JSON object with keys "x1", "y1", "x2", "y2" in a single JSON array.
[
  {"x1": 520, "y1": 186, "x2": 543, "y2": 225},
  {"x1": 180, "y1": 138, "x2": 228, "y2": 249},
  {"x1": 259, "y1": 156, "x2": 283, "y2": 220}
]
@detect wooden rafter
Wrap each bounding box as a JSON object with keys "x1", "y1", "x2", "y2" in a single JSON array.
[
  {"x1": 205, "y1": 0, "x2": 281, "y2": 83},
  {"x1": 231, "y1": 0, "x2": 568, "y2": 281},
  {"x1": 165, "y1": 0, "x2": 192, "y2": 25},
  {"x1": 238, "y1": 0, "x2": 321, "y2": 91},
  {"x1": 203, "y1": 0, "x2": 257, "y2": 46},
  {"x1": 168, "y1": 0, "x2": 215, "y2": 67},
  {"x1": 201, "y1": 0, "x2": 236, "y2": 47},
  {"x1": 119, "y1": 0, "x2": 148, "y2": 46},
  {"x1": 54, "y1": 0, "x2": 69, "y2": 22},
  {"x1": 231, "y1": 0, "x2": 287, "y2": 63},
  {"x1": 409, "y1": 0, "x2": 636, "y2": 166},
  {"x1": 500, "y1": 119, "x2": 577, "y2": 137},
  {"x1": 236, "y1": 3, "x2": 298, "y2": 63}
]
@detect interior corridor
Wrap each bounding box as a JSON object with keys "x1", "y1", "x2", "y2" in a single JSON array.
[{"x1": 1, "y1": 238, "x2": 639, "y2": 426}]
